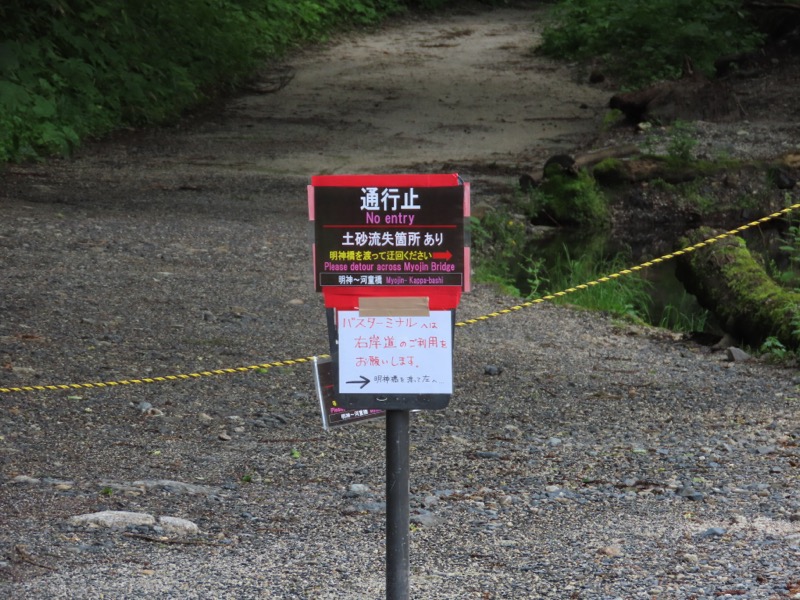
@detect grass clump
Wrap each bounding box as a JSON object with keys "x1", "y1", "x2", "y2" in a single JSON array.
[{"x1": 543, "y1": 246, "x2": 652, "y2": 322}]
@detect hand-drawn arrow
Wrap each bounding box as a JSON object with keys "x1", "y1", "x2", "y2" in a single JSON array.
[
  {"x1": 432, "y1": 250, "x2": 452, "y2": 260},
  {"x1": 346, "y1": 375, "x2": 370, "y2": 389}
]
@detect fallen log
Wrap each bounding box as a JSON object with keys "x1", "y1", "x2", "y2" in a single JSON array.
[
  {"x1": 519, "y1": 144, "x2": 641, "y2": 190},
  {"x1": 675, "y1": 227, "x2": 800, "y2": 350},
  {"x1": 609, "y1": 59, "x2": 743, "y2": 124}
]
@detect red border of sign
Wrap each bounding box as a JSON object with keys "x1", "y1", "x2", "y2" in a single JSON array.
[{"x1": 309, "y1": 174, "x2": 469, "y2": 310}]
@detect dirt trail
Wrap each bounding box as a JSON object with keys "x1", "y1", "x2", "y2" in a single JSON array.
[{"x1": 73, "y1": 5, "x2": 607, "y2": 184}]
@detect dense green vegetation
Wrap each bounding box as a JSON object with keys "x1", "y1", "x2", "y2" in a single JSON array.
[
  {"x1": 538, "y1": 0, "x2": 764, "y2": 87},
  {"x1": 0, "y1": 0, "x2": 464, "y2": 163}
]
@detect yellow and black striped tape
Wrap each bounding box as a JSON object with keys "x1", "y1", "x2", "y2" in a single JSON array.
[
  {"x1": 2, "y1": 202, "x2": 798, "y2": 394},
  {"x1": 0, "y1": 357, "x2": 325, "y2": 394},
  {"x1": 457, "y1": 202, "x2": 800, "y2": 326}
]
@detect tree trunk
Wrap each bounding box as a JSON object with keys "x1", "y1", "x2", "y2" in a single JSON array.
[{"x1": 675, "y1": 227, "x2": 800, "y2": 349}]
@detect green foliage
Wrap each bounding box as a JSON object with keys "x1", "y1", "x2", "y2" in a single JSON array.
[
  {"x1": 776, "y1": 221, "x2": 800, "y2": 289},
  {"x1": 640, "y1": 120, "x2": 699, "y2": 164},
  {"x1": 538, "y1": 0, "x2": 764, "y2": 87},
  {"x1": 0, "y1": 0, "x2": 410, "y2": 162},
  {"x1": 601, "y1": 108, "x2": 624, "y2": 131},
  {"x1": 470, "y1": 213, "x2": 546, "y2": 297},
  {"x1": 543, "y1": 246, "x2": 652, "y2": 321},
  {"x1": 759, "y1": 335, "x2": 789, "y2": 361},
  {"x1": 665, "y1": 120, "x2": 699, "y2": 166},
  {"x1": 658, "y1": 292, "x2": 709, "y2": 333},
  {"x1": 471, "y1": 203, "x2": 652, "y2": 321}
]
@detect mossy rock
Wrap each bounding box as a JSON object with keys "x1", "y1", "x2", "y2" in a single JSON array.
[{"x1": 536, "y1": 170, "x2": 610, "y2": 229}]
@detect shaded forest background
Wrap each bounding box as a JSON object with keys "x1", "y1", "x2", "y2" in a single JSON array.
[{"x1": 3, "y1": 0, "x2": 793, "y2": 164}]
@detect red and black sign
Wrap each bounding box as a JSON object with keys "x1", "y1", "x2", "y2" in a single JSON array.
[{"x1": 309, "y1": 174, "x2": 469, "y2": 310}]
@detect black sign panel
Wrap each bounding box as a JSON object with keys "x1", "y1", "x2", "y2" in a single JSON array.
[{"x1": 313, "y1": 185, "x2": 465, "y2": 291}]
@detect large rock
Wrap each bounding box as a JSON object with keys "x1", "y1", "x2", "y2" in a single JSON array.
[{"x1": 69, "y1": 511, "x2": 156, "y2": 529}]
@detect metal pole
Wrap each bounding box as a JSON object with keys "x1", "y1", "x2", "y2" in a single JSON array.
[{"x1": 386, "y1": 409, "x2": 410, "y2": 600}]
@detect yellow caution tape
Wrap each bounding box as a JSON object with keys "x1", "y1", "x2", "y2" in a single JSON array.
[
  {"x1": 2, "y1": 202, "x2": 798, "y2": 394},
  {"x1": 0, "y1": 357, "x2": 325, "y2": 394},
  {"x1": 456, "y1": 202, "x2": 800, "y2": 326}
]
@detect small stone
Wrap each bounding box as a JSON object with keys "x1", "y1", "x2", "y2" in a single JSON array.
[
  {"x1": 133, "y1": 479, "x2": 220, "y2": 496},
  {"x1": 423, "y1": 495, "x2": 439, "y2": 508},
  {"x1": 158, "y1": 516, "x2": 199, "y2": 536},
  {"x1": 476, "y1": 451, "x2": 501, "y2": 459},
  {"x1": 483, "y1": 365, "x2": 502, "y2": 376},
  {"x1": 682, "y1": 553, "x2": 699, "y2": 564},
  {"x1": 348, "y1": 483, "x2": 370, "y2": 496},
  {"x1": 410, "y1": 511, "x2": 441, "y2": 527},
  {"x1": 700, "y1": 526, "x2": 726, "y2": 538},
  {"x1": 198, "y1": 412, "x2": 214, "y2": 423},
  {"x1": 547, "y1": 437, "x2": 562, "y2": 447},
  {"x1": 598, "y1": 544, "x2": 623, "y2": 557},
  {"x1": 10, "y1": 475, "x2": 41, "y2": 485},
  {"x1": 218, "y1": 432, "x2": 231, "y2": 441},
  {"x1": 726, "y1": 347, "x2": 751, "y2": 362},
  {"x1": 679, "y1": 487, "x2": 705, "y2": 501}
]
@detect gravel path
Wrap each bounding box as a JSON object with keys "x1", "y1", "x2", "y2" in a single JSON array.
[{"x1": 1, "y1": 4, "x2": 799, "y2": 599}]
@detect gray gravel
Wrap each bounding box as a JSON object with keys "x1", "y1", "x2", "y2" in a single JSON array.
[
  {"x1": 2, "y1": 4, "x2": 800, "y2": 599},
  {"x1": 2, "y1": 174, "x2": 798, "y2": 598}
]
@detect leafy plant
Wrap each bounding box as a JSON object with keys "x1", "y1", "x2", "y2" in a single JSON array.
[
  {"x1": 760, "y1": 336, "x2": 789, "y2": 361},
  {"x1": 470, "y1": 211, "x2": 537, "y2": 296},
  {"x1": 777, "y1": 221, "x2": 800, "y2": 289},
  {"x1": 665, "y1": 120, "x2": 699, "y2": 166}
]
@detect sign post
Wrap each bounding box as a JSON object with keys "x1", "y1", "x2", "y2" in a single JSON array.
[
  {"x1": 309, "y1": 173, "x2": 469, "y2": 598},
  {"x1": 386, "y1": 408, "x2": 410, "y2": 599}
]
